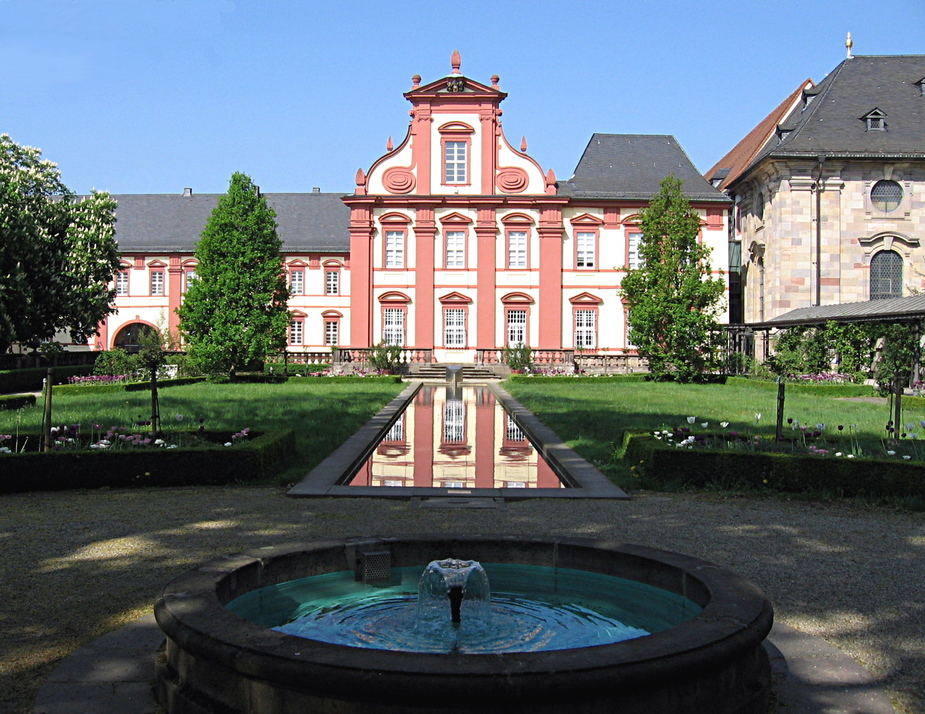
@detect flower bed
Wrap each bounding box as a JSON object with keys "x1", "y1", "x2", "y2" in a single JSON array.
[
  {"x1": 623, "y1": 431, "x2": 925, "y2": 498},
  {"x1": 0, "y1": 365, "x2": 96, "y2": 394},
  {"x1": 0, "y1": 429, "x2": 295, "y2": 492}
]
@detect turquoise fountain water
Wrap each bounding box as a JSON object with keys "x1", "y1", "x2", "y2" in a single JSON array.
[{"x1": 227, "y1": 559, "x2": 698, "y2": 654}]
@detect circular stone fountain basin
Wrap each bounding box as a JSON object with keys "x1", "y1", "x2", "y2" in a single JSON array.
[{"x1": 154, "y1": 536, "x2": 774, "y2": 714}]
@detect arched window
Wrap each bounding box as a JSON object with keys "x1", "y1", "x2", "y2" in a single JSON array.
[{"x1": 870, "y1": 250, "x2": 903, "y2": 300}]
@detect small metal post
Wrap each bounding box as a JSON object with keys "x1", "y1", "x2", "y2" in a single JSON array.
[{"x1": 775, "y1": 376, "x2": 785, "y2": 441}]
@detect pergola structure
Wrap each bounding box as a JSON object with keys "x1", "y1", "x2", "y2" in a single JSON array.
[{"x1": 727, "y1": 294, "x2": 925, "y2": 379}]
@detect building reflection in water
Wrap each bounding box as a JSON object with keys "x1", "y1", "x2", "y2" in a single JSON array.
[{"x1": 348, "y1": 386, "x2": 565, "y2": 489}]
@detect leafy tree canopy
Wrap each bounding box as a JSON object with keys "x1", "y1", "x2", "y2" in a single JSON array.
[
  {"x1": 619, "y1": 174, "x2": 726, "y2": 382},
  {"x1": 0, "y1": 134, "x2": 120, "y2": 353},
  {"x1": 177, "y1": 172, "x2": 290, "y2": 376}
]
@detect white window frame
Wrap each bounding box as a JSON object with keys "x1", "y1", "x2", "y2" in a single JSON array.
[
  {"x1": 508, "y1": 230, "x2": 527, "y2": 269},
  {"x1": 506, "y1": 308, "x2": 527, "y2": 346},
  {"x1": 627, "y1": 232, "x2": 643, "y2": 270},
  {"x1": 576, "y1": 231, "x2": 596, "y2": 268},
  {"x1": 324, "y1": 320, "x2": 339, "y2": 346},
  {"x1": 290, "y1": 319, "x2": 304, "y2": 346},
  {"x1": 385, "y1": 231, "x2": 405, "y2": 269},
  {"x1": 444, "y1": 308, "x2": 467, "y2": 348},
  {"x1": 290, "y1": 269, "x2": 304, "y2": 295},
  {"x1": 574, "y1": 309, "x2": 596, "y2": 350},
  {"x1": 383, "y1": 307, "x2": 405, "y2": 346},
  {"x1": 444, "y1": 141, "x2": 467, "y2": 184},
  {"x1": 445, "y1": 231, "x2": 466, "y2": 269},
  {"x1": 150, "y1": 271, "x2": 165, "y2": 296},
  {"x1": 325, "y1": 270, "x2": 339, "y2": 295}
]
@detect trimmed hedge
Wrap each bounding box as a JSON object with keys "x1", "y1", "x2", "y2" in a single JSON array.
[
  {"x1": 288, "y1": 375, "x2": 404, "y2": 383},
  {"x1": 507, "y1": 373, "x2": 650, "y2": 384},
  {"x1": 624, "y1": 433, "x2": 925, "y2": 498},
  {"x1": 52, "y1": 377, "x2": 206, "y2": 396},
  {"x1": 0, "y1": 429, "x2": 295, "y2": 493},
  {"x1": 0, "y1": 365, "x2": 96, "y2": 394},
  {"x1": 726, "y1": 376, "x2": 877, "y2": 398},
  {"x1": 265, "y1": 363, "x2": 332, "y2": 376},
  {"x1": 0, "y1": 394, "x2": 36, "y2": 410}
]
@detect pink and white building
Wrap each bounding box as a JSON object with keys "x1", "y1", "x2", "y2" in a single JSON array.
[{"x1": 94, "y1": 53, "x2": 730, "y2": 367}]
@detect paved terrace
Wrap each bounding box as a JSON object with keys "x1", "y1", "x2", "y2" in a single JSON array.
[{"x1": 0, "y1": 488, "x2": 922, "y2": 713}]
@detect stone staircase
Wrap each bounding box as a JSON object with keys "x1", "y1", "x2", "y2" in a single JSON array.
[{"x1": 406, "y1": 364, "x2": 505, "y2": 382}]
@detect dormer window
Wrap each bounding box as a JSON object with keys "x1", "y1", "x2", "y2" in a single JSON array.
[
  {"x1": 776, "y1": 126, "x2": 792, "y2": 145},
  {"x1": 801, "y1": 85, "x2": 820, "y2": 110},
  {"x1": 917, "y1": 78, "x2": 925, "y2": 97},
  {"x1": 861, "y1": 108, "x2": 887, "y2": 132}
]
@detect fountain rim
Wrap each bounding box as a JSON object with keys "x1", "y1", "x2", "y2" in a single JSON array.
[{"x1": 155, "y1": 535, "x2": 773, "y2": 687}]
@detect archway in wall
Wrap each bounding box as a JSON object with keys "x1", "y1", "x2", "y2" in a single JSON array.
[{"x1": 113, "y1": 323, "x2": 158, "y2": 353}]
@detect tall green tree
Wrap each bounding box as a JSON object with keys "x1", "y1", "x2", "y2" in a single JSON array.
[
  {"x1": 177, "y1": 172, "x2": 289, "y2": 376},
  {"x1": 0, "y1": 134, "x2": 120, "y2": 352},
  {"x1": 620, "y1": 175, "x2": 726, "y2": 382}
]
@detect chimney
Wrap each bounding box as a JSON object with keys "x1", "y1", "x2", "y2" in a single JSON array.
[
  {"x1": 312, "y1": 187, "x2": 321, "y2": 193},
  {"x1": 183, "y1": 187, "x2": 192, "y2": 197},
  {"x1": 255, "y1": 186, "x2": 261, "y2": 197}
]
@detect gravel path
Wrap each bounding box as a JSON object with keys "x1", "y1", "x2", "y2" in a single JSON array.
[{"x1": 1, "y1": 487, "x2": 923, "y2": 714}]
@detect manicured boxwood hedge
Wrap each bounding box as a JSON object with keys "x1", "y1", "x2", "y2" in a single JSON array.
[
  {"x1": 0, "y1": 394, "x2": 36, "y2": 410},
  {"x1": 725, "y1": 376, "x2": 877, "y2": 398},
  {"x1": 507, "y1": 373, "x2": 650, "y2": 384},
  {"x1": 52, "y1": 377, "x2": 206, "y2": 396},
  {"x1": 0, "y1": 365, "x2": 96, "y2": 394},
  {"x1": 623, "y1": 433, "x2": 925, "y2": 498},
  {"x1": 0, "y1": 429, "x2": 295, "y2": 493}
]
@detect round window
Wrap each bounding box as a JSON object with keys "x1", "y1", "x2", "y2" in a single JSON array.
[{"x1": 871, "y1": 180, "x2": 903, "y2": 212}]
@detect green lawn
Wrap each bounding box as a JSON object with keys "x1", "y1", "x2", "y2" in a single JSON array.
[
  {"x1": 505, "y1": 379, "x2": 923, "y2": 487},
  {"x1": 0, "y1": 380, "x2": 405, "y2": 483}
]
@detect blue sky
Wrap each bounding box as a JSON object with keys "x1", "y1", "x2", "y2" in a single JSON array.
[{"x1": 3, "y1": 0, "x2": 923, "y2": 195}]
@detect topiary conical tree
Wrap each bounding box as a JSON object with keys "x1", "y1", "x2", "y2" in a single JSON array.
[{"x1": 177, "y1": 172, "x2": 290, "y2": 377}]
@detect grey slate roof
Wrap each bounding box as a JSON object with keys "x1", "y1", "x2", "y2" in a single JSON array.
[
  {"x1": 110, "y1": 192, "x2": 350, "y2": 253},
  {"x1": 558, "y1": 134, "x2": 729, "y2": 203},
  {"x1": 751, "y1": 55, "x2": 925, "y2": 166},
  {"x1": 758, "y1": 294, "x2": 925, "y2": 328}
]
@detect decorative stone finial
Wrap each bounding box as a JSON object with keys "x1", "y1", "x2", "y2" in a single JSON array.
[
  {"x1": 355, "y1": 168, "x2": 367, "y2": 195},
  {"x1": 846, "y1": 32, "x2": 853, "y2": 59},
  {"x1": 451, "y1": 50, "x2": 461, "y2": 74},
  {"x1": 490, "y1": 75, "x2": 500, "y2": 89},
  {"x1": 545, "y1": 168, "x2": 557, "y2": 196},
  {"x1": 411, "y1": 74, "x2": 421, "y2": 89},
  {"x1": 386, "y1": 136, "x2": 393, "y2": 151},
  {"x1": 520, "y1": 136, "x2": 528, "y2": 153}
]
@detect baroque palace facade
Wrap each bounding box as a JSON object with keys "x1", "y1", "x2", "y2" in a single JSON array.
[{"x1": 93, "y1": 52, "x2": 730, "y2": 364}]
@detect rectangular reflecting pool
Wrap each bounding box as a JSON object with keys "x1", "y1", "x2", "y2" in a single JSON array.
[
  {"x1": 287, "y1": 381, "x2": 628, "y2": 499},
  {"x1": 348, "y1": 386, "x2": 565, "y2": 489}
]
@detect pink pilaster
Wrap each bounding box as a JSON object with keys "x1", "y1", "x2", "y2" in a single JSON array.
[
  {"x1": 474, "y1": 391, "x2": 495, "y2": 488},
  {"x1": 414, "y1": 206, "x2": 436, "y2": 349},
  {"x1": 345, "y1": 202, "x2": 374, "y2": 348},
  {"x1": 414, "y1": 390, "x2": 435, "y2": 487},
  {"x1": 167, "y1": 257, "x2": 183, "y2": 337},
  {"x1": 475, "y1": 208, "x2": 498, "y2": 348},
  {"x1": 537, "y1": 203, "x2": 565, "y2": 349}
]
